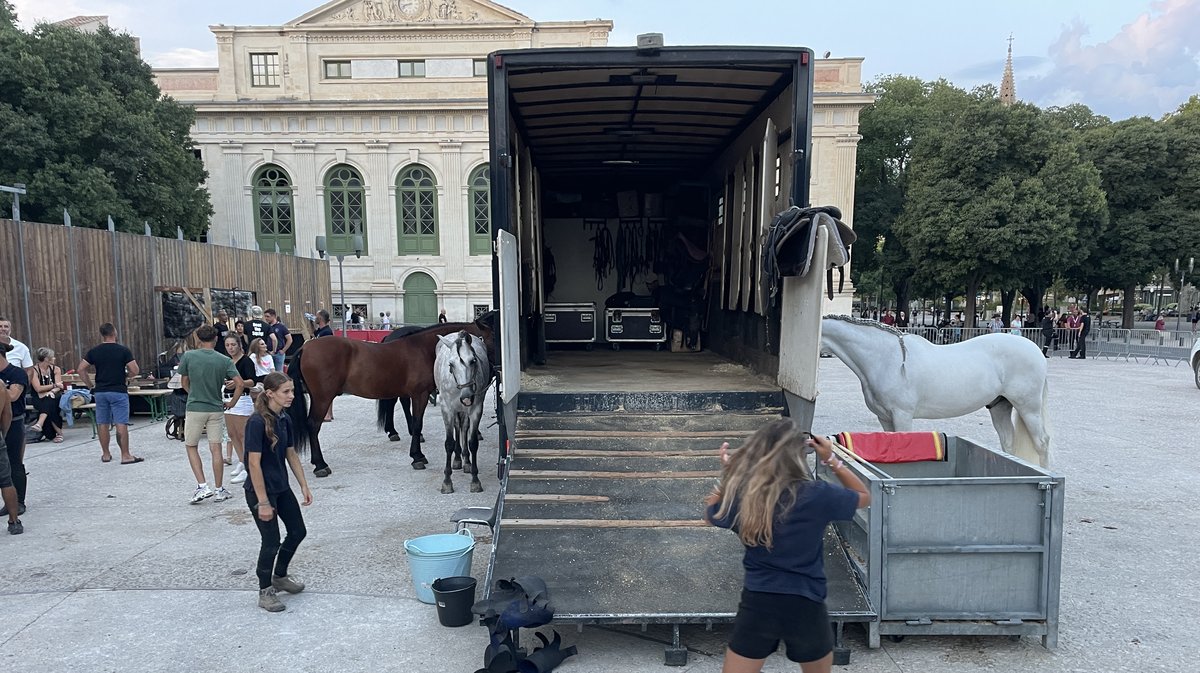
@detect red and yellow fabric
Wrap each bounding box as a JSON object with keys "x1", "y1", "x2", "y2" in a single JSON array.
[{"x1": 834, "y1": 431, "x2": 945, "y2": 463}]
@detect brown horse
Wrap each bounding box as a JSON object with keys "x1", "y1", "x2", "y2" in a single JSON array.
[{"x1": 286, "y1": 312, "x2": 497, "y2": 477}]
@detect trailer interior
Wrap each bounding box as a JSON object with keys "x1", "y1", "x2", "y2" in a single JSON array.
[{"x1": 489, "y1": 46, "x2": 814, "y2": 386}]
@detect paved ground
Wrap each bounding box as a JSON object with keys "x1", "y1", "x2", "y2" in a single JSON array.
[{"x1": 2, "y1": 355, "x2": 1196, "y2": 672}]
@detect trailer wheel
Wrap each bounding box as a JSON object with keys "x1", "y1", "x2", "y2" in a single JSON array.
[
  {"x1": 887, "y1": 635, "x2": 905, "y2": 643},
  {"x1": 1193, "y1": 358, "x2": 1200, "y2": 389}
]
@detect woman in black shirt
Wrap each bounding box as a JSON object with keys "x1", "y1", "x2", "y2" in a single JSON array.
[
  {"x1": 245, "y1": 372, "x2": 313, "y2": 612},
  {"x1": 222, "y1": 336, "x2": 259, "y2": 480}
]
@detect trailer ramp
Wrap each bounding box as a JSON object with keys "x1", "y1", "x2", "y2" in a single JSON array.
[{"x1": 487, "y1": 391, "x2": 874, "y2": 665}]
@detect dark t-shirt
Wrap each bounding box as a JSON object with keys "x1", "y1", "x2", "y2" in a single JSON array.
[
  {"x1": 315, "y1": 325, "x2": 334, "y2": 338},
  {"x1": 270, "y1": 321, "x2": 290, "y2": 354},
  {"x1": 246, "y1": 319, "x2": 271, "y2": 349},
  {"x1": 244, "y1": 413, "x2": 293, "y2": 495},
  {"x1": 1079, "y1": 314, "x2": 1092, "y2": 334},
  {"x1": 213, "y1": 321, "x2": 231, "y2": 356},
  {"x1": 84, "y1": 343, "x2": 135, "y2": 393},
  {"x1": 0, "y1": 364, "x2": 29, "y2": 417},
  {"x1": 707, "y1": 480, "x2": 859, "y2": 602}
]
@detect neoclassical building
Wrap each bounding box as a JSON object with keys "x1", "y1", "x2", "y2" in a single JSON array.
[{"x1": 155, "y1": 0, "x2": 869, "y2": 325}]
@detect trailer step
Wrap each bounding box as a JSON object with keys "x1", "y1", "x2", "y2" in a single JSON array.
[
  {"x1": 509, "y1": 469, "x2": 719, "y2": 480},
  {"x1": 516, "y1": 412, "x2": 779, "y2": 433},
  {"x1": 501, "y1": 518, "x2": 708, "y2": 529}
]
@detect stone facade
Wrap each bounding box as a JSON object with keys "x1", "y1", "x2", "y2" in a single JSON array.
[{"x1": 155, "y1": 0, "x2": 868, "y2": 324}]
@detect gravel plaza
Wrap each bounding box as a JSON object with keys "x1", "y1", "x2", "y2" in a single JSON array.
[{"x1": 1, "y1": 355, "x2": 1195, "y2": 673}]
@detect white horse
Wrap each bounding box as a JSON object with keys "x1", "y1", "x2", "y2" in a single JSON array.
[
  {"x1": 820, "y1": 315, "x2": 1051, "y2": 466},
  {"x1": 434, "y1": 330, "x2": 491, "y2": 493}
]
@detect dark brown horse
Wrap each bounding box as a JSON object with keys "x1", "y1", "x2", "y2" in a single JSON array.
[{"x1": 286, "y1": 312, "x2": 497, "y2": 477}]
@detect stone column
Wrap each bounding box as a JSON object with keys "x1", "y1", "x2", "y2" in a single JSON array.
[
  {"x1": 292, "y1": 141, "x2": 319, "y2": 256},
  {"x1": 823, "y1": 133, "x2": 863, "y2": 315},
  {"x1": 218, "y1": 142, "x2": 250, "y2": 247},
  {"x1": 439, "y1": 141, "x2": 468, "y2": 315},
  {"x1": 366, "y1": 141, "x2": 396, "y2": 311}
]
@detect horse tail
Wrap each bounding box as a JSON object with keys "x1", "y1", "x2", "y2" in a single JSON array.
[
  {"x1": 1011, "y1": 376, "x2": 1051, "y2": 468},
  {"x1": 376, "y1": 398, "x2": 394, "y2": 431},
  {"x1": 287, "y1": 346, "x2": 311, "y2": 454}
]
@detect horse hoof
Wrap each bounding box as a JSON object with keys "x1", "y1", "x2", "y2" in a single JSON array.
[
  {"x1": 388, "y1": 433, "x2": 401, "y2": 442},
  {"x1": 412, "y1": 461, "x2": 427, "y2": 471},
  {"x1": 314, "y1": 467, "x2": 332, "y2": 478},
  {"x1": 419, "y1": 434, "x2": 426, "y2": 443},
  {"x1": 440, "y1": 483, "x2": 455, "y2": 494},
  {"x1": 470, "y1": 482, "x2": 484, "y2": 493},
  {"x1": 452, "y1": 459, "x2": 463, "y2": 470}
]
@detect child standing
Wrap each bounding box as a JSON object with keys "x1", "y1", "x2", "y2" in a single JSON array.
[
  {"x1": 705, "y1": 419, "x2": 870, "y2": 673},
  {"x1": 244, "y1": 372, "x2": 313, "y2": 612}
]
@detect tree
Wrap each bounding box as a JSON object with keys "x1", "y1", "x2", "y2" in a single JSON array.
[
  {"x1": 0, "y1": 4, "x2": 212, "y2": 237},
  {"x1": 894, "y1": 93, "x2": 1106, "y2": 327},
  {"x1": 853, "y1": 76, "x2": 964, "y2": 314},
  {"x1": 1074, "y1": 117, "x2": 1177, "y2": 326}
]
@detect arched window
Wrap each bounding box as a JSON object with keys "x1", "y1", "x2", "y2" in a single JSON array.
[
  {"x1": 397, "y1": 164, "x2": 439, "y2": 255},
  {"x1": 253, "y1": 165, "x2": 295, "y2": 254},
  {"x1": 468, "y1": 164, "x2": 491, "y2": 256},
  {"x1": 324, "y1": 164, "x2": 367, "y2": 255}
]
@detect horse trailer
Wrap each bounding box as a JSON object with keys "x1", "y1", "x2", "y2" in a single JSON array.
[{"x1": 482, "y1": 43, "x2": 846, "y2": 665}]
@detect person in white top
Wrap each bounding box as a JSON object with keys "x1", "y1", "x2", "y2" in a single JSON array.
[
  {"x1": 0, "y1": 318, "x2": 33, "y2": 374},
  {"x1": 380, "y1": 312, "x2": 391, "y2": 330},
  {"x1": 249, "y1": 338, "x2": 274, "y2": 378},
  {"x1": 1010, "y1": 315, "x2": 1024, "y2": 335}
]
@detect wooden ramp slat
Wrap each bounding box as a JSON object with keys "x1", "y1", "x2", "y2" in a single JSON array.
[
  {"x1": 516, "y1": 430, "x2": 747, "y2": 439},
  {"x1": 508, "y1": 470, "x2": 720, "y2": 479},
  {"x1": 501, "y1": 518, "x2": 710, "y2": 529},
  {"x1": 504, "y1": 494, "x2": 611, "y2": 503},
  {"x1": 516, "y1": 449, "x2": 712, "y2": 458}
]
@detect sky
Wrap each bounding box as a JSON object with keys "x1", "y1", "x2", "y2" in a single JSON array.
[{"x1": 12, "y1": 0, "x2": 1200, "y2": 120}]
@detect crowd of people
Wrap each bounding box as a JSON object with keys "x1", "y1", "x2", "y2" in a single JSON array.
[{"x1": 0, "y1": 308, "x2": 326, "y2": 611}]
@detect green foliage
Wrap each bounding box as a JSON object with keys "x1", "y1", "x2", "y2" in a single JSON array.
[{"x1": 0, "y1": 12, "x2": 211, "y2": 237}]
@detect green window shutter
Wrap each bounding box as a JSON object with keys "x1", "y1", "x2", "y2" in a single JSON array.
[
  {"x1": 396, "y1": 165, "x2": 439, "y2": 256},
  {"x1": 324, "y1": 164, "x2": 368, "y2": 256},
  {"x1": 468, "y1": 165, "x2": 491, "y2": 256},
  {"x1": 253, "y1": 165, "x2": 297, "y2": 254}
]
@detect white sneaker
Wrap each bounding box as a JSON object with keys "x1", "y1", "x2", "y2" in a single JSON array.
[
  {"x1": 230, "y1": 468, "x2": 248, "y2": 484},
  {"x1": 213, "y1": 487, "x2": 232, "y2": 502},
  {"x1": 190, "y1": 485, "x2": 215, "y2": 504}
]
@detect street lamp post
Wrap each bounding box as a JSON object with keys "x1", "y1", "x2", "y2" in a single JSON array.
[
  {"x1": 1175, "y1": 257, "x2": 1194, "y2": 332},
  {"x1": 315, "y1": 234, "x2": 364, "y2": 334}
]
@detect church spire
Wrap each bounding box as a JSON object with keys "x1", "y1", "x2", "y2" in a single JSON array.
[{"x1": 1000, "y1": 34, "x2": 1016, "y2": 106}]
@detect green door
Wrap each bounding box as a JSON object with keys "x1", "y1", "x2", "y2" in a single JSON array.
[{"x1": 403, "y1": 272, "x2": 438, "y2": 326}]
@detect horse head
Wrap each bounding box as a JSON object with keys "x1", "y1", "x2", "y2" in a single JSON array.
[{"x1": 437, "y1": 331, "x2": 484, "y2": 407}]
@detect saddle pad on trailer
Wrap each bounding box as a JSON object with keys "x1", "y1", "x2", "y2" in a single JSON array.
[{"x1": 834, "y1": 431, "x2": 946, "y2": 463}]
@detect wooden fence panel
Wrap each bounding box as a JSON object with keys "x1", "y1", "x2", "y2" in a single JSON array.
[{"x1": 0, "y1": 218, "x2": 331, "y2": 372}]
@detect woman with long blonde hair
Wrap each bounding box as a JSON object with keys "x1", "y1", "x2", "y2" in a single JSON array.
[
  {"x1": 244, "y1": 372, "x2": 313, "y2": 612},
  {"x1": 705, "y1": 418, "x2": 870, "y2": 673}
]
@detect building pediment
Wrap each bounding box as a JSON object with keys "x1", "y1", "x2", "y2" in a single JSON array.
[{"x1": 290, "y1": 0, "x2": 532, "y2": 26}]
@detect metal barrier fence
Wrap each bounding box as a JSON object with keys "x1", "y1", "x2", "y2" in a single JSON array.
[{"x1": 895, "y1": 325, "x2": 1196, "y2": 365}]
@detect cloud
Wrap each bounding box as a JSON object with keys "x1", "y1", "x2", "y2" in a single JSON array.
[
  {"x1": 150, "y1": 47, "x2": 217, "y2": 68},
  {"x1": 1020, "y1": 0, "x2": 1200, "y2": 119},
  {"x1": 10, "y1": 0, "x2": 134, "y2": 29},
  {"x1": 954, "y1": 56, "x2": 1050, "y2": 82}
]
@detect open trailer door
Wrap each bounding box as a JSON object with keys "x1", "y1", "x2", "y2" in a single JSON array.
[{"x1": 496, "y1": 229, "x2": 521, "y2": 468}]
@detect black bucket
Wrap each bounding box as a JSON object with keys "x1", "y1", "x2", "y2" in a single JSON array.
[{"x1": 432, "y1": 576, "x2": 478, "y2": 627}]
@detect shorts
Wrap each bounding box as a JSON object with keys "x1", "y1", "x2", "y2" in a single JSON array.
[
  {"x1": 184, "y1": 410, "x2": 226, "y2": 447},
  {"x1": 0, "y1": 431, "x2": 11, "y2": 488},
  {"x1": 94, "y1": 392, "x2": 131, "y2": 426},
  {"x1": 728, "y1": 589, "x2": 833, "y2": 663},
  {"x1": 224, "y1": 394, "x2": 254, "y2": 417}
]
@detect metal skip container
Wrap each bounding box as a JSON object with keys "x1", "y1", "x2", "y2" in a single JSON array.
[{"x1": 820, "y1": 436, "x2": 1065, "y2": 649}]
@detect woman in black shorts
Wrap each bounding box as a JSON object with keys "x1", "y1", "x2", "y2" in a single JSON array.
[{"x1": 705, "y1": 419, "x2": 870, "y2": 672}]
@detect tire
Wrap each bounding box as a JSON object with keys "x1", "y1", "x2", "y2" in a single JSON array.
[{"x1": 1194, "y1": 359, "x2": 1200, "y2": 390}]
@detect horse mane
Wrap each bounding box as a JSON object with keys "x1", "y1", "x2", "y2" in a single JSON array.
[{"x1": 822, "y1": 313, "x2": 908, "y2": 363}]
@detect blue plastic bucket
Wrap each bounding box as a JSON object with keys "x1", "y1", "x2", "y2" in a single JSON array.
[{"x1": 404, "y1": 529, "x2": 475, "y2": 604}]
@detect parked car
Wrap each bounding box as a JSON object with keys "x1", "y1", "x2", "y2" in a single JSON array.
[{"x1": 1190, "y1": 338, "x2": 1200, "y2": 389}]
